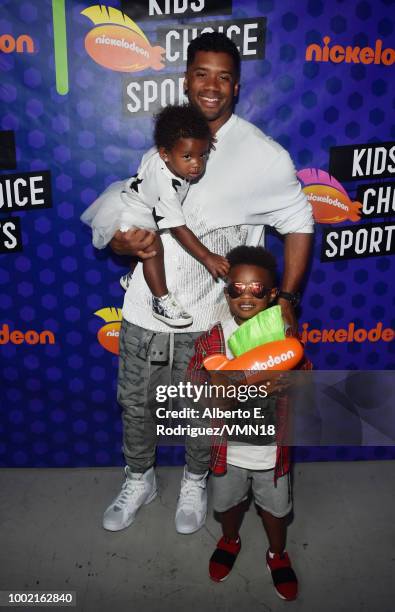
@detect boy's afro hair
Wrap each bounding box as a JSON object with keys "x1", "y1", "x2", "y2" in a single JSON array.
[
  {"x1": 154, "y1": 104, "x2": 212, "y2": 151},
  {"x1": 187, "y1": 32, "x2": 241, "y2": 79},
  {"x1": 226, "y1": 246, "x2": 277, "y2": 283}
]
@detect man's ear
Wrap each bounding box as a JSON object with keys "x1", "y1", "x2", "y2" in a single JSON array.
[
  {"x1": 183, "y1": 73, "x2": 188, "y2": 95},
  {"x1": 233, "y1": 81, "x2": 239, "y2": 97}
]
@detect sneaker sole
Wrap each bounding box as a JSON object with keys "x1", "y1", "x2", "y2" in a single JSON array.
[
  {"x1": 144, "y1": 488, "x2": 158, "y2": 505},
  {"x1": 209, "y1": 572, "x2": 230, "y2": 583},
  {"x1": 103, "y1": 489, "x2": 158, "y2": 532},
  {"x1": 152, "y1": 312, "x2": 193, "y2": 327},
  {"x1": 175, "y1": 509, "x2": 207, "y2": 534}
]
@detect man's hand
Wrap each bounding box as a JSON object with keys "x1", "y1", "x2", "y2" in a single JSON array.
[
  {"x1": 278, "y1": 298, "x2": 298, "y2": 337},
  {"x1": 109, "y1": 228, "x2": 157, "y2": 259}
]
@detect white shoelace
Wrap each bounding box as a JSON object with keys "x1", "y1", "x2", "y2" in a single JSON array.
[
  {"x1": 113, "y1": 477, "x2": 145, "y2": 508},
  {"x1": 178, "y1": 478, "x2": 204, "y2": 510}
]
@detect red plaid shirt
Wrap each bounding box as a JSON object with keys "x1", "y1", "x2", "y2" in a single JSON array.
[{"x1": 187, "y1": 322, "x2": 311, "y2": 483}]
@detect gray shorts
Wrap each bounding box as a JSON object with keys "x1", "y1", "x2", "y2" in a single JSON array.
[{"x1": 211, "y1": 463, "x2": 292, "y2": 517}]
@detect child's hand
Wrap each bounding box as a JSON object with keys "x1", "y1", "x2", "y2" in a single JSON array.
[{"x1": 202, "y1": 253, "x2": 230, "y2": 280}]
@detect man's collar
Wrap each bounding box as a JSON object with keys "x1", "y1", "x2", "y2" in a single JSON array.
[{"x1": 214, "y1": 114, "x2": 237, "y2": 143}]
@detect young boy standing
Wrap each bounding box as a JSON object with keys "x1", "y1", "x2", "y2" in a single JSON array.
[{"x1": 188, "y1": 245, "x2": 298, "y2": 601}]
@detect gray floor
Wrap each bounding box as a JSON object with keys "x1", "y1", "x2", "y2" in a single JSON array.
[{"x1": 0, "y1": 461, "x2": 394, "y2": 612}]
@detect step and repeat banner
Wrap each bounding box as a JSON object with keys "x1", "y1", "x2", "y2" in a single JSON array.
[{"x1": 1, "y1": 0, "x2": 394, "y2": 467}]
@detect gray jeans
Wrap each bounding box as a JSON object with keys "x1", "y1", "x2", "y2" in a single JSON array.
[{"x1": 117, "y1": 319, "x2": 208, "y2": 474}]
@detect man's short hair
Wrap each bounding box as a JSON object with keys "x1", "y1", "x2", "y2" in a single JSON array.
[
  {"x1": 153, "y1": 104, "x2": 212, "y2": 151},
  {"x1": 186, "y1": 32, "x2": 241, "y2": 79},
  {"x1": 226, "y1": 246, "x2": 277, "y2": 284}
]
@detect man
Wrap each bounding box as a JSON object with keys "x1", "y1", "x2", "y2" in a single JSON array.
[{"x1": 102, "y1": 32, "x2": 313, "y2": 534}]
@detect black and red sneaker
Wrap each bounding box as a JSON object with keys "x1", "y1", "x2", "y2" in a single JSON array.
[
  {"x1": 209, "y1": 536, "x2": 241, "y2": 582},
  {"x1": 266, "y1": 549, "x2": 298, "y2": 600}
]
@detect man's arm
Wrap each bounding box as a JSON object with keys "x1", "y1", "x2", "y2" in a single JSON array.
[
  {"x1": 256, "y1": 150, "x2": 314, "y2": 335},
  {"x1": 278, "y1": 232, "x2": 313, "y2": 335},
  {"x1": 109, "y1": 228, "x2": 157, "y2": 259}
]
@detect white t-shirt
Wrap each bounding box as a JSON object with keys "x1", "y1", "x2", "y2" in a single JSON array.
[
  {"x1": 221, "y1": 317, "x2": 277, "y2": 471},
  {"x1": 122, "y1": 114, "x2": 313, "y2": 332},
  {"x1": 119, "y1": 150, "x2": 189, "y2": 231}
]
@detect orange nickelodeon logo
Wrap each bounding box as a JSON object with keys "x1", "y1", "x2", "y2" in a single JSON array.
[
  {"x1": 81, "y1": 5, "x2": 165, "y2": 72},
  {"x1": 297, "y1": 169, "x2": 362, "y2": 224},
  {"x1": 305, "y1": 36, "x2": 395, "y2": 66},
  {"x1": 94, "y1": 307, "x2": 122, "y2": 355},
  {"x1": 0, "y1": 34, "x2": 35, "y2": 54},
  {"x1": 0, "y1": 323, "x2": 55, "y2": 345},
  {"x1": 300, "y1": 322, "x2": 394, "y2": 344}
]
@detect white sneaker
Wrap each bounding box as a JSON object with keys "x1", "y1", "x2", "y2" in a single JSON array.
[
  {"x1": 175, "y1": 466, "x2": 208, "y2": 534},
  {"x1": 103, "y1": 466, "x2": 157, "y2": 531},
  {"x1": 152, "y1": 292, "x2": 193, "y2": 327},
  {"x1": 120, "y1": 272, "x2": 133, "y2": 291}
]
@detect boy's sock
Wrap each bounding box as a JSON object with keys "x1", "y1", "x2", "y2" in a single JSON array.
[{"x1": 209, "y1": 535, "x2": 241, "y2": 582}]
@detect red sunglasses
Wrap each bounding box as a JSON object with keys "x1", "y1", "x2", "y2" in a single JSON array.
[{"x1": 226, "y1": 281, "x2": 271, "y2": 299}]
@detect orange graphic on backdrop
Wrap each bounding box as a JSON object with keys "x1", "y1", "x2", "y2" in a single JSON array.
[
  {"x1": 94, "y1": 307, "x2": 122, "y2": 355},
  {"x1": 81, "y1": 5, "x2": 165, "y2": 72},
  {"x1": 305, "y1": 36, "x2": 395, "y2": 66},
  {"x1": 0, "y1": 34, "x2": 35, "y2": 54},
  {"x1": 297, "y1": 168, "x2": 362, "y2": 224}
]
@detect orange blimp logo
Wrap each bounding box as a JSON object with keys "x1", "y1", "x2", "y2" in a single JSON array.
[
  {"x1": 204, "y1": 338, "x2": 304, "y2": 386},
  {"x1": 81, "y1": 5, "x2": 165, "y2": 72},
  {"x1": 94, "y1": 307, "x2": 122, "y2": 355},
  {"x1": 297, "y1": 168, "x2": 362, "y2": 224}
]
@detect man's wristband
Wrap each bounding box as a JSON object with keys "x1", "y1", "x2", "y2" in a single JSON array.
[{"x1": 277, "y1": 290, "x2": 301, "y2": 307}]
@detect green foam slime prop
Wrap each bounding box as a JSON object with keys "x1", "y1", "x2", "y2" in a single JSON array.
[{"x1": 228, "y1": 305, "x2": 285, "y2": 357}]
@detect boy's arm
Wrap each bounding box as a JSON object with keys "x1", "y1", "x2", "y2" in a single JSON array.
[
  {"x1": 187, "y1": 324, "x2": 225, "y2": 373},
  {"x1": 171, "y1": 225, "x2": 229, "y2": 279},
  {"x1": 171, "y1": 225, "x2": 210, "y2": 261}
]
